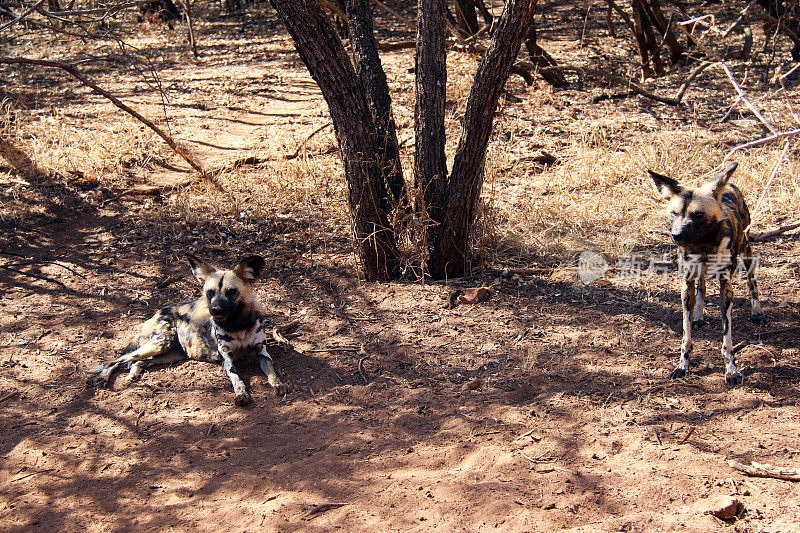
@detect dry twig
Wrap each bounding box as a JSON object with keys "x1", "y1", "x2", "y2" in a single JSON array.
[
  {"x1": 357, "y1": 344, "x2": 370, "y2": 384},
  {"x1": 0, "y1": 391, "x2": 20, "y2": 405},
  {"x1": 306, "y1": 502, "x2": 348, "y2": 519},
  {"x1": 729, "y1": 460, "x2": 800, "y2": 481},
  {"x1": 285, "y1": 123, "x2": 333, "y2": 160}
]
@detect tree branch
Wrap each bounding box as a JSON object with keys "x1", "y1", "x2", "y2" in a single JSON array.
[{"x1": 0, "y1": 56, "x2": 208, "y2": 177}]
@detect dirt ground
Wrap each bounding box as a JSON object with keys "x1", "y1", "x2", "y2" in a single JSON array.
[{"x1": 2, "y1": 3, "x2": 800, "y2": 532}]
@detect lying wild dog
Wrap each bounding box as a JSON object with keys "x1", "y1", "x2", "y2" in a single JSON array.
[
  {"x1": 88, "y1": 254, "x2": 291, "y2": 405},
  {"x1": 649, "y1": 162, "x2": 764, "y2": 385}
]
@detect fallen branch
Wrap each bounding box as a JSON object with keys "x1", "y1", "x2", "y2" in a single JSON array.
[
  {"x1": 306, "y1": 502, "x2": 348, "y2": 519},
  {"x1": 0, "y1": 391, "x2": 20, "y2": 405},
  {"x1": 538, "y1": 61, "x2": 712, "y2": 106},
  {"x1": 275, "y1": 319, "x2": 301, "y2": 334},
  {"x1": 0, "y1": 57, "x2": 208, "y2": 177},
  {"x1": 676, "y1": 22, "x2": 776, "y2": 133},
  {"x1": 377, "y1": 40, "x2": 417, "y2": 52},
  {"x1": 729, "y1": 460, "x2": 800, "y2": 481},
  {"x1": 751, "y1": 221, "x2": 800, "y2": 242},
  {"x1": 4, "y1": 260, "x2": 86, "y2": 278},
  {"x1": 722, "y1": 0, "x2": 759, "y2": 38},
  {"x1": 101, "y1": 178, "x2": 203, "y2": 206},
  {"x1": 678, "y1": 426, "x2": 695, "y2": 445},
  {"x1": 304, "y1": 346, "x2": 362, "y2": 353},
  {"x1": 285, "y1": 122, "x2": 333, "y2": 160},
  {"x1": 723, "y1": 128, "x2": 800, "y2": 163},
  {"x1": 0, "y1": 265, "x2": 67, "y2": 287}
]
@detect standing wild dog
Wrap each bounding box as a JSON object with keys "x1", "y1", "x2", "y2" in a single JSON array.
[
  {"x1": 88, "y1": 254, "x2": 291, "y2": 405},
  {"x1": 649, "y1": 162, "x2": 764, "y2": 385}
]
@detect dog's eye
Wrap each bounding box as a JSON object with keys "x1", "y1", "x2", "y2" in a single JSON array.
[
  {"x1": 206, "y1": 289, "x2": 215, "y2": 299},
  {"x1": 225, "y1": 288, "x2": 238, "y2": 298},
  {"x1": 689, "y1": 212, "x2": 703, "y2": 220}
]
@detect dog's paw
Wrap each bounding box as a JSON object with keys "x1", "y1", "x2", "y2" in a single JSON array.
[
  {"x1": 750, "y1": 312, "x2": 765, "y2": 325},
  {"x1": 691, "y1": 319, "x2": 705, "y2": 329},
  {"x1": 86, "y1": 375, "x2": 109, "y2": 389},
  {"x1": 669, "y1": 367, "x2": 687, "y2": 380},
  {"x1": 234, "y1": 392, "x2": 252, "y2": 406},
  {"x1": 273, "y1": 381, "x2": 292, "y2": 396},
  {"x1": 725, "y1": 371, "x2": 744, "y2": 386}
]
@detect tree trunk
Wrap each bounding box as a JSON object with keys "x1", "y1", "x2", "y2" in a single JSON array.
[
  {"x1": 415, "y1": 0, "x2": 449, "y2": 262},
  {"x1": 648, "y1": 0, "x2": 684, "y2": 66},
  {"x1": 346, "y1": 0, "x2": 407, "y2": 210},
  {"x1": 631, "y1": 0, "x2": 664, "y2": 78},
  {"x1": 524, "y1": 15, "x2": 567, "y2": 87},
  {"x1": 428, "y1": 0, "x2": 537, "y2": 279},
  {"x1": 454, "y1": 0, "x2": 480, "y2": 36},
  {"x1": 269, "y1": 0, "x2": 400, "y2": 280}
]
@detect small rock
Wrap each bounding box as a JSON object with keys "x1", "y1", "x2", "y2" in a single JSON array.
[
  {"x1": 693, "y1": 494, "x2": 742, "y2": 520},
  {"x1": 462, "y1": 378, "x2": 483, "y2": 391}
]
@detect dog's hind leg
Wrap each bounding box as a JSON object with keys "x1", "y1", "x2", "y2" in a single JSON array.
[
  {"x1": 671, "y1": 278, "x2": 696, "y2": 379},
  {"x1": 693, "y1": 276, "x2": 706, "y2": 328},
  {"x1": 720, "y1": 277, "x2": 743, "y2": 386},
  {"x1": 125, "y1": 350, "x2": 185, "y2": 384},
  {"x1": 741, "y1": 242, "x2": 764, "y2": 324},
  {"x1": 89, "y1": 339, "x2": 174, "y2": 388}
]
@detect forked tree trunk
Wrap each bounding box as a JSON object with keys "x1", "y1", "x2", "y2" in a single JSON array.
[
  {"x1": 271, "y1": 0, "x2": 536, "y2": 281},
  {"x1": 427, "y1": 0, "x2": 537, "y2": 279},
  {"x1": 346, "y1": 0, "x2": 407, "y2": 210},
  {"x1": 269, "y1": 0, "x2": 400, "y2": 281},
  {"x1": 415, "y1": 0, "x2": 448, "y2": 243}
]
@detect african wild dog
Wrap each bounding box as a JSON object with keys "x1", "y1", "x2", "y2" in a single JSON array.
[
  {"x1": 649, "y1": 162, "x2": 764, "y2": 385},
  {"x1": 88, "y1": 254, "x2": 290, "y2": 405}
]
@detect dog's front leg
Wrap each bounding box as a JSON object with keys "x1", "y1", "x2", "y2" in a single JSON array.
[
  {"x1": 251, "y1": 327, "x2": 291, "y2": 396},
  {"x1": 672, "y1": 277, "x2": 696, "y2": 379},
  {"x1": 219, "y1": 348, "x2": 250, "y2": 406},
  {"x1": 692, "y1": 276, "x2": 706, "y2": 328},
  {"x1": 258, "y1": 354, "x2": 290, "y2": 396},
  {"x1": 720, "y1": 277, "x2": 743, "y2": 386}
]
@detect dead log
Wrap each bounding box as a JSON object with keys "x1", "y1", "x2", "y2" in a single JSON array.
[{"x1": 729, "y1": 460, "x2": 800, "y2": 481}]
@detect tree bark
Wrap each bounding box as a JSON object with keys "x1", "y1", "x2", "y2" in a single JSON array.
[
  {"x1": 428, "y1": 0, "x2": 537, "y2": 279},
  {"x1": 269, "y1": 0, "x2": 400, "y2": 280},
  {"x1": 346, "y1": 0, "x2": 407, "y2": 210},
  {"x1": 415, "y1": 0, "x2": 448, "y2": 257}
]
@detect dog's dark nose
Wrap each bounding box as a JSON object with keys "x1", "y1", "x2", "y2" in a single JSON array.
[
  {"x1": 210, "y1": 306, "x2": 225, "y2": 317},
  {"x1": 671, "y1": 231, "x2": 687, "y2": 243}
]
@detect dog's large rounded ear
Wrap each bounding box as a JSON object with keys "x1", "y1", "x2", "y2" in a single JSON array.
[
  {"x1": 185, "y1": 254, "x2": 218, "y2": 283},
  {"x1": 648, "y1": 170, "x2": 682, "y2": 199},
  {"x1": 709, "y1": 161, "x2": 737, "y2": 200},
  {"x1": 233, "y1": 255, "x2": 266, "y2": 283}
]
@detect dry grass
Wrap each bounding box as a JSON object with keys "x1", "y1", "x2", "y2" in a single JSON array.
[{"x1": 2, "y1": 10, "x2": 799, "y2": 282}]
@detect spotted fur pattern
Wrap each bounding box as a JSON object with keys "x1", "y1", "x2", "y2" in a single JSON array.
[
  {"x1": 650, "y1": 162, "x2": 764, "y2": 386},
  {"x1": 88, "y1": 255, "x2": 290, "y2": 405}
]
